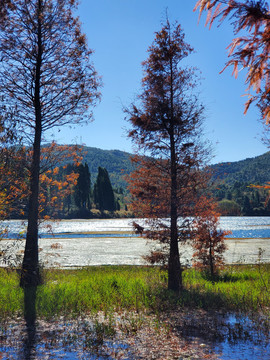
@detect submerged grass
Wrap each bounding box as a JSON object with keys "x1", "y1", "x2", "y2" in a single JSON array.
[{"x1": 0, "y1": 264, "x2": 269, "y2": 320}]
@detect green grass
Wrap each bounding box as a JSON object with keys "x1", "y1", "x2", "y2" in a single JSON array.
[
  {"x1": 182, "y1": 264, "x2": 270, "y2": 312},
  {"x1": 37, "y1": 266, "x2": 163, "y2": 317},
  {"x1": 0, "y1": 269, "x2": 24, "y2": 318},
  {"x1": 0, "y1": 264, "x2": 269, "y2": 320}
]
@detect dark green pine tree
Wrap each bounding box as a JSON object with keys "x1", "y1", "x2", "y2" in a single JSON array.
[
  {"x1": 74, "y1": 163, "x2": 91, "y2": 209},
  {"x1": 94, "y1": 167, "x2": 115, "y2": 211},
  {"x1": 242, "y1": 195, "x2": 252, "y2": 216},
  {"x1": 62, "y1": 164, "x2": 74, "y2": 216}
]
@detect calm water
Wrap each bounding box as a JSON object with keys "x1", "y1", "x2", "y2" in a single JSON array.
[
  {"x1": 0, "y1": 313, "x2": 269, "y2": 360},
  {"x1": 1, "y1": 217, "x2": 270, "y2": 267}
]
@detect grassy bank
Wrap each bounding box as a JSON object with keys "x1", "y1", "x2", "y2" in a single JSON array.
[{"x1": 0, "y1": 264, "x2": 269, "y2": 319}]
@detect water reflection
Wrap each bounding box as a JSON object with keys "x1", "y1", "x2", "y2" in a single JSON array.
[
  {"x1": 22, "y1": 286, "x2": 37, "y2": 360},
  {"x1": 0, "y1": 310, "x2": 269, "y2": 359},
  {"x1": 174, "y1": 310, "x2": 270, "y2": 360},
  {"x1": 3, "y1": 289, "x2": 129, "y2": 359},
  {"x1": 215, "y1": 313, "x2": 270, "y2": 359}
]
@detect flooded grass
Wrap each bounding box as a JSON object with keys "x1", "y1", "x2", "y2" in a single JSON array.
[{"x1": 0, "y1": 265, "x2": 269, "y2": 359}]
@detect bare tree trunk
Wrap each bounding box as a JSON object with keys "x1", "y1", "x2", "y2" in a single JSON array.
[
  {"x1": 168, "y1": 53, "x2": 182, "y2": 293},
  {"x1": 20, "y1": 0, "x2": 42, "y2": 287},
  {"x1": 168, "y1": 220, "x2": 182, "y2": 292},
  {"x1": 168, "y1": 135, "x2": 182, "y2": 292},
  {"x1": 20, "y1": 130, "x2": 41, "y2": 287},
  {"x1": 209, "y1": 232, "x2": 214, "y2": 278}
]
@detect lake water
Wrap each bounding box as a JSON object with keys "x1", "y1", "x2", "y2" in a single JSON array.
[{"x1": 1, "y1": 217, "x2": 270, "y2": 267}]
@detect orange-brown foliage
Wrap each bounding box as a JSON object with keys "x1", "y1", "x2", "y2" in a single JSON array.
[
  {"x1": 0, "y1": 143, "x2": 81, "y2": 221},
  {"x1": 193, "y1": 196, "x2": 231, "y2": 275},
  {"x1": 194, "y1": 0, "x2": 270, "y2": 122}
]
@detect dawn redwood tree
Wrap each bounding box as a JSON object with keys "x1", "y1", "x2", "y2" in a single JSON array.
[
  {"x1": 194, "y1": 0, "x2": 270, "y2": 123},
  {"x1": 192, "y1": 196, "x2": 230, "y2": 277},
  {"x1": 127, "y1": 20, "x2": 208, "y2": 292},
  {"x1": 0, "y1": 0, "x2": 100, "y2": 286}
]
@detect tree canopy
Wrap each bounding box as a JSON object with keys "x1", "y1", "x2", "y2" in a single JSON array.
[
  {"x1": 194, "y1": 0, "x2": 270, "y2": 122},
  {"x1": 0, "y1": 0, "x2": 100, "y2": 137}
]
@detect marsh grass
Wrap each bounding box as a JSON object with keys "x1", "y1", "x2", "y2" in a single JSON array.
[
  {"x1": 0, "y1": 269, "x2": 23, "y2": 318},
  {"x1": 36, "y1": 266, "x2": 164, "y2": 317},
  {"x1": 0, "y1": 264, "x2": 269, "y2": 320},
  {"x1": 182, "y1": 264, "x2": 270, "y2": 312}
]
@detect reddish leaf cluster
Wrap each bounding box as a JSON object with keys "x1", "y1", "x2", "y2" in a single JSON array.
[
  {"x1": 193, "y1": 196, "x2": 231, "y2": 276},
  {"x1": 0, "y1": 147, "x2": 28, "y2": 219},
  {"x1": 0, "y1": 142, "x2": 81, "y2": 221},
  {"x1": 194, "y1": 0, "x2": 270, "y2": 122},
  {"x1": 38, "y1": 143, "x2": 81, "y2": 219}
]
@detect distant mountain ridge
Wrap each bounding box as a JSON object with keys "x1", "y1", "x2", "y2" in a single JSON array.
[
  {"x1": 210, "y1": 151, "x2": 270, "y2": 185},
  {"x1": 79, "y1": 146, "x2": 270, "y2": 189}
]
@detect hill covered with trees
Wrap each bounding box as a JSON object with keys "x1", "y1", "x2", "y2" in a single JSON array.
[
  {"x1": 210, "y1": 152, "x2": 270, "y2": 185},
  {"x1": 80, "y1": 146, "x2": 270, "y2": 188},
  {"x1": 210, "y1": 152, "x2": 270, "y2": 216},
  {"x1": 81, "y1": 146, "x2": 134, "y2": 192},
  {"x1": 3, "y1": 145, "x2": 270, "y2": 219},
  {"x1": 80, "y1": 147, "x2": 270, "y2": 216}
]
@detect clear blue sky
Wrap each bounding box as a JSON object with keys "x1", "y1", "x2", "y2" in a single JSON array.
[{"x1": 49, "y1": 0, "x2": 269, "y2": 164}]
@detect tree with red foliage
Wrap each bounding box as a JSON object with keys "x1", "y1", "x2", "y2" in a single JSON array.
[
  {"x1": 193, "y1": 196, "x2": 231, "y2": 277},
  {"x1": 194, "y1": 0, "x2": 270, "y2": 122},
  {"x1": 0, "y1": 0, "x2": 100, "y2": 286},
  {"x1": 127, "y1": 20, "x2": 209, "y2": 292},
  {"x1": 37, "y1": 143, "x2": 82, "y2": 219},
  {"x1": 0, "y1": 143, "x2": 80, "y2": 268}
]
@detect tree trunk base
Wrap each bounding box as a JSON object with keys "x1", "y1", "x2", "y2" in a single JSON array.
[{"x1": 20, "y1": 266, "x2": 41, "y2": 288}]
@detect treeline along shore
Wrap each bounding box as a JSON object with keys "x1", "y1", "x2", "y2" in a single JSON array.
[{"x1": 3, "y1": 145, "x2": 270, "y2": 219}]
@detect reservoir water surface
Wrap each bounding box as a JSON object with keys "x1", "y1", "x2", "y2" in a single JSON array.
[{"x1": 1, "y1": 216, "x2": 270, "y2": 267}]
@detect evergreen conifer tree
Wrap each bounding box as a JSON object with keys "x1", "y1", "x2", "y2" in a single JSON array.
[
  {"x1": 94, "y1": 167, "x2": 115, "y2": 211},
  {"x1": 74, "y1": 163, "x2": 91, "y2": 209}
]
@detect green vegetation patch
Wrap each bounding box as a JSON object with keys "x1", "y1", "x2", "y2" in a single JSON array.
[
  {"x1": 0, "y1": 265, "x2": 269, "y2": 320},
  {"x1": 182, "y1": 264, "x2": 270, "y2": 312},
  {"x1": 0, "y1": 269, "x2": 24, "y2": 318}
]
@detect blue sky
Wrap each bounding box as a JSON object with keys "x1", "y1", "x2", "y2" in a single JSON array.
[{"x1": 50, "y1": 0, "x2": 269, "y2": 164}]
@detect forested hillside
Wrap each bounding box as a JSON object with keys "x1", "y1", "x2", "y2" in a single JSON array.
[
  {"x1": 211, "y1": 152, "x2": 270, "y2": 185},
  {"x1": 81, "y1": 146, "x2": 270, "y2": 190},
  {"x1": 80, "y1": 147, "x2": 270, "y2": 216},
  {"x1": 3, "y1": 145, "x2": 270, "y2": 218},
  {"x1": 210, "y1": 152, "x2": 270, "y2": 216},
  {"x1": 81, "y1": 147, "x2": 134, "y2": 191}
]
